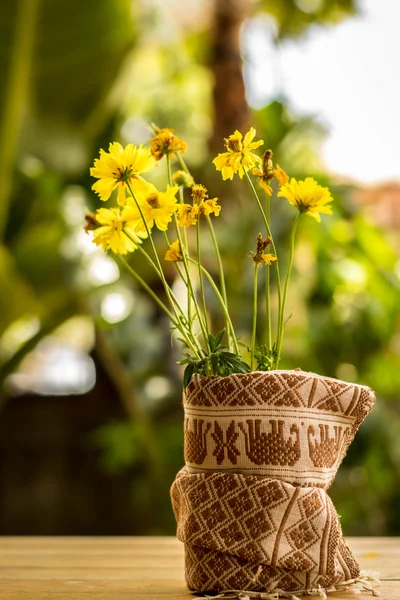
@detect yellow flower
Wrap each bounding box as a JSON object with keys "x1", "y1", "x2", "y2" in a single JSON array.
[
  {"x1": 278, "y1": 177, "x2": 333, "y2": 222},
  {"x1": 201, "y1": 197, "x2": 221, "y2": 217},
  {"x1": 150, "y1": 127, "x2": 187, "y2": 161},
  {"x1": 213, "y1": 127, "x2": 263, "y2": 180},
  {"x1": 129, "y1": 183, "x2": 179, "y2": 232},
  {"x1": 249, "y1": 233, "x2": 277, "y2": 267},
  {"x1": 90, "y1": 142, "x2": 156, "y2": 206},
  {"x1": 92, "y1": 207, "x2": 148, "y2": 255},
  {"x1": 165, "y1": 240, "x2": 182, "y2": 262},
  {"x1": 177, "y1": 203, "x2": 199, "y2": 228}
]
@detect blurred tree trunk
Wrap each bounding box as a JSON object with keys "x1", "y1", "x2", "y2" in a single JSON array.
[{"x1": 209, "y1": 0, "x2": 250, "y2": 151}]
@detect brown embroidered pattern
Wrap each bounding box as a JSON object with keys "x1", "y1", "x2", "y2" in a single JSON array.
[
  {"x1": 173, "y1": 371, "x2": 376, "y2": 594},
  {"x1": 238, "y1": 420, "x2": 301, "y2": 466},
  {"x1": 171, "y1": 467, "x2": 360, "y2": 593},
  {"x1": 307, "y1": 424, "x2": 350, "y2": 468},
  {"x1": 183, "y1": 371, "x2": 375, "y2": 487},
  {"x1": 212, "y1": 421, "x2": 240, "y2": 465},
  {"x1": 184, "y1": 419, "x2": 211, "y2": 465}
]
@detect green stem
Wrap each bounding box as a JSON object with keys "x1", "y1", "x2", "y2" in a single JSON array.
[
  {"x1": 176, "y1": 154, "x2": 190, "y2": 174},
  {"x1": 163, "y1": 231, "x2": 188, "y2": 287},
  {"x1": 117, "y1": 256, "x2": 175, "y2": 322},
  {"x1": 206, "y1": 214, "x2": 231, "y2": 349},
  {"x1": 196, "y1": 218, "x2": 210, "y2": 336},
  {"x1": 166, "y1": 154, "x2": 209, "y2": 351},
  {"x1": 251, "y1": 266, "x2": 259, "y2": 370},
  {"x1": 125, "y1": 183, "x2": 200, "y2": 356},
  {"x1": 188, "y1": 258, "x2": 240, "y2": 356},
  {"x1": 265, "y1": 195, "x2": 272, "y2": 350},
  {"x1": 132, "y1": 244, "x2": 200, "y2": 357},
  {"x1": 178, "y1": 187, "x2": 189, "y2": 248},
  {"x1": 166, "y1": 153, "x2": 173, "y2": 186},
  {"x1": 172, "y1": 213, "x2": 210, "y2": 352},
  {"x1": 135, "y1": 242, "x2": 162, "y2": 275},
  {"x1": 162, "y1": 231, "x2": 201, "y2": 350},
  {"x1": 134, "y1": 244, "x2": 186, "y2": 318},
  {"x1": 126, "y1": 182, "x2": 161, "y2": 269},
  {"x1": 179, "y1": 187, "x2": 191, "y2": 327},
  {"x1": 0, "y1": 0, "x2": 39, "y2": 240},
  {"x1": 245, "y1": 170, "x2": 274, "y2": 241},
  {"x1": 176, "y1": 154, "x2": 216, "y2": 351},
  {"x1": 244, "y1": 170, "x2": 282, "y2": 359},
  {"x1": 276, "y1": 213, "x2": 301, "y2": 367}
]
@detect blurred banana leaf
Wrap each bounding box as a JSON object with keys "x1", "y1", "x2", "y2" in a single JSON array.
[
  {"x1": 0, "y1": 0, "x2": 136, "y2": 235},
  {"x1": 0, "y1": 0, "x2": 136, "y2": 378},
  {"x1": 0, "y1": 0, "x2": 135, "y2": 130},
  {"x1": 0, "y1": 245, "x2": 40, "y2": 336}
]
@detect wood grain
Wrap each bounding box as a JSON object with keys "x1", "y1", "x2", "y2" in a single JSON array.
[{"x1": 0, "y1": 537, "x2": 396, "y2": 599}]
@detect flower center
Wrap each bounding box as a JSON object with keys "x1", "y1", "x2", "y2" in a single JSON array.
[
  {"x1": 296, "y1": 200, "x2": 309, "y2": 212},
  {"x1": 112, "y1": 219, "x2": 123, "y2": 233},
  {"x1": 226, "y1": 138, "x2": 241, "y2": 152},
  {"x1": 146, "y1": 193, "x2": 160, "y2": 208},
  {"x1": 115, "y1": 166, "x2": 133, "y2": 182}
]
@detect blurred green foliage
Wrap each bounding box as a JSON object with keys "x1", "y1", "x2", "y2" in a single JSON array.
[
  {"x1": 0, "y1": 0, "x2": 399, "y2": 536},
  {"x1": 259, "y1": 0, "x2": 358, "y2": 38}
]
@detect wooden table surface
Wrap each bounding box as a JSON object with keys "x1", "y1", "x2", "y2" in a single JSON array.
[{"x1": 0, "y1": 537, "x2": 397, "y2": 599}]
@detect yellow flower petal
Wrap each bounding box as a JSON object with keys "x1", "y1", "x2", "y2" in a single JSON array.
[
  {"x1": 201, "y1": 198, "x2": 221, "y2": 217},
  {"x1": 177, "y1": 204, "x2": 198, "y2": 227},
  {"x1": 165, "y1": 240, "x2": 182, "y2": 262},
  {"x1": 243, "y1": 127, "x2": 256, "y2": 146},
  {"x1": 92, "y1": 178, "x2": 118, "y2": 201}
]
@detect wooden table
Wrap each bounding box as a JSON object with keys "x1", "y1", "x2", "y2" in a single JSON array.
[{"x1": 0, "y1": 537, "x2": 397, "y2": 599}]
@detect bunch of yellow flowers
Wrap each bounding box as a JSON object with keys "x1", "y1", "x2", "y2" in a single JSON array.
[{"x1": 85, "y1": 125, "x2": 333, "y2": 377}]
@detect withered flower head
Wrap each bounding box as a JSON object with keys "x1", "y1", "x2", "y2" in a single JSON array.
[
  {"x1": 252, "y1": 150, "x2": 289, "y2": 196},
  {"x1": 177, "y1": 203, "x2": 199, "y2": 228},
  {"x1": 249, "y1": 233, "x2": 277, "y2": 267},
  {"x1": 165, "y1": 240, "x2": 182, "y2": 262},
  {"x1": 150, "y1": 126, "x2": 187, "y2": 161},
  {"x1": 252, "y1": 149, "x2": 275, "y2": 195},
  {"x1": 191, "y1": 183, "x2": 208, "y2": 203},
  {"x1": 200, "y1": 197, "x2": 221, "y2": 217},
  {"x1": 261, "y1": 150, "x2": 275, "y2": 181},
  {"x1": 84, "y1": 212, "x2": 100, "y2": 233},
  {"x1": 173, "y1": 170, "x2": 194, "y2": 188}
]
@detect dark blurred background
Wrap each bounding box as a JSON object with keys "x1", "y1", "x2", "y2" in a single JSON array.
[{"x1": 0, "y1": 0, "x2": 399, "y2": 536}]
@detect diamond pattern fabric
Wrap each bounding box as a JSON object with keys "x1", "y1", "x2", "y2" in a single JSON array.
[{"x1": 171, "y1": 370, "x2": 376, "y2": 594}]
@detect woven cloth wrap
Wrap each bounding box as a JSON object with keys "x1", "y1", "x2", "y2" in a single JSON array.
[{"x1": 170, "y1": 370, "x2": 376, "y2": 595}]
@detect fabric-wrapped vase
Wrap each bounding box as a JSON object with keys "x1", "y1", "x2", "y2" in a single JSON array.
[{"x1": 170, "y1": 370, "x2": 377, "y2": 597}]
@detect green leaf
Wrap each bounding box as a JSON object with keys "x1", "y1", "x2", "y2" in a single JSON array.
[
  {"x1": 210, "y1": 353, "x2": 219, "y2": 374},
  {"x1": 214, "y1": 328, "x2": 225, "y2": 349},
  {"x1": 183, "y1": 363, "x2": 195, "y2": 388},
  {"x1": 208, "y1": 333, "x2": 217, "y2": 353}
]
